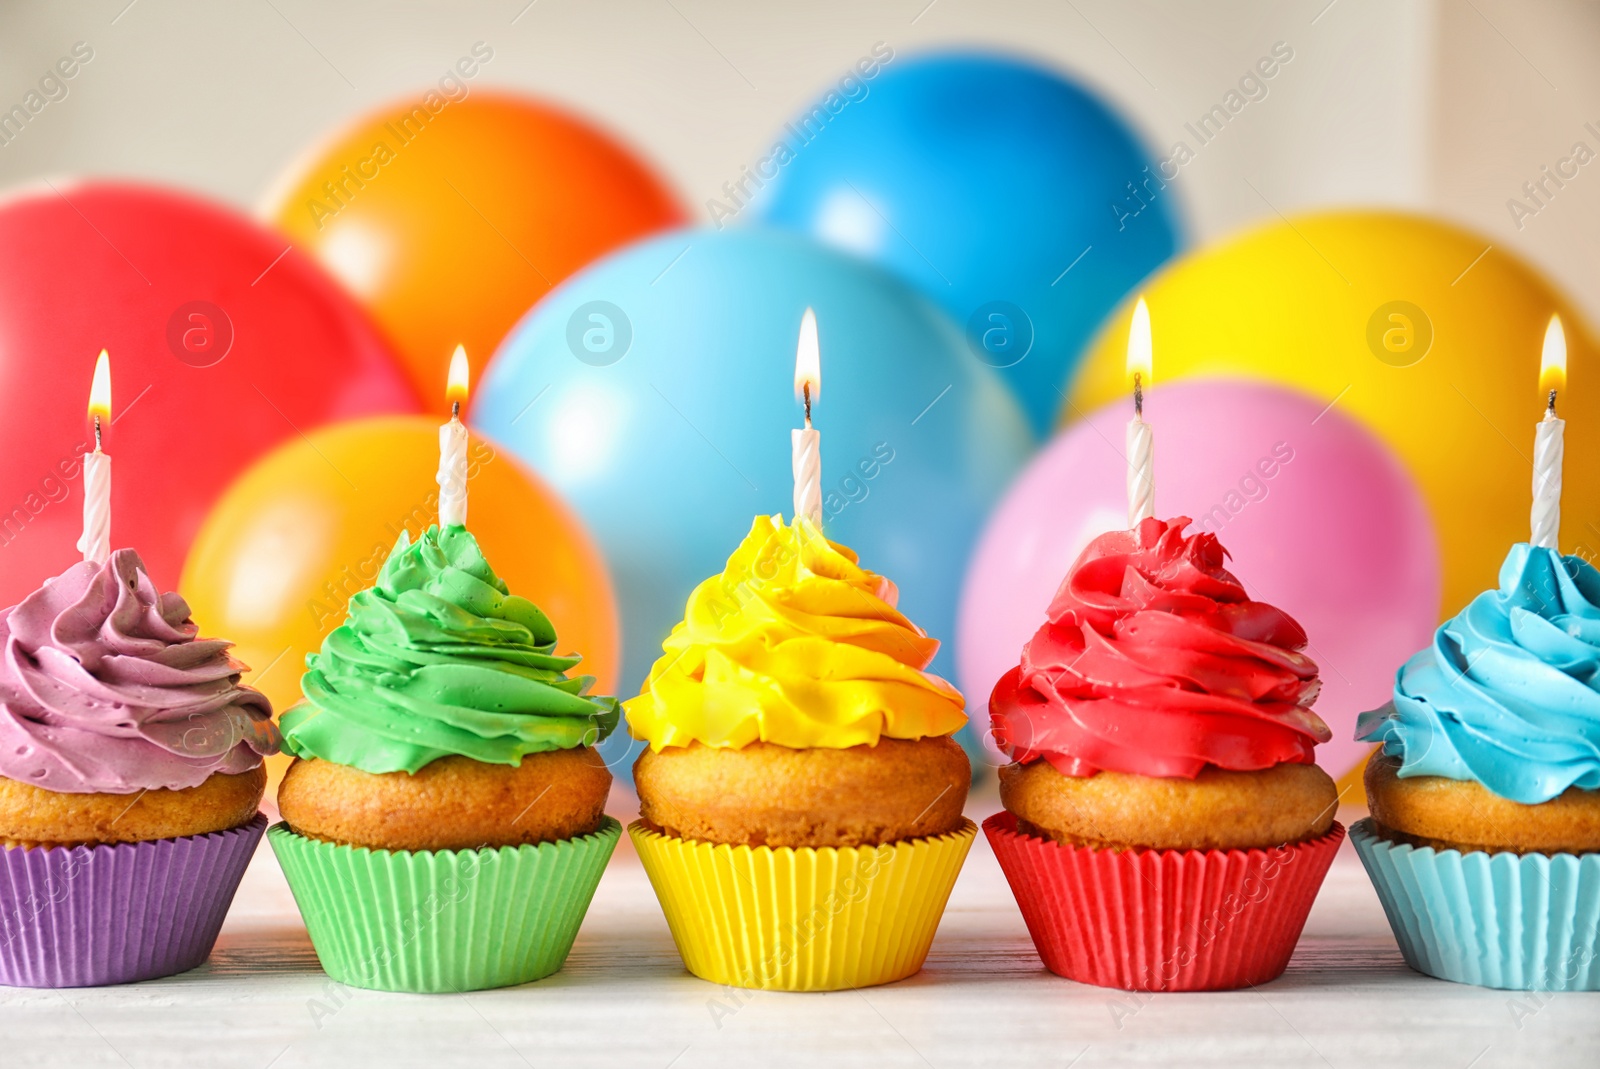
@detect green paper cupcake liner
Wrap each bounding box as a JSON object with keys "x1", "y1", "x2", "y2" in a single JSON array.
[
  {"x1": 1351, "y1": 818, "x2": 1600, "y2": 991},
  {"x1": 268, "y1": 818, "x2": 620, "y2": 993}
]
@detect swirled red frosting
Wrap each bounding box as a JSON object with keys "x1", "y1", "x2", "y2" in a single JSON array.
[{"x1": 989, "y1": 516, "x2": 1330, "y2": 778}]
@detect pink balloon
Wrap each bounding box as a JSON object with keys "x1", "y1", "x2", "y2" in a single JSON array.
[{"x1": 958, "y1": 379, "x2": 1440, "y2": 779}]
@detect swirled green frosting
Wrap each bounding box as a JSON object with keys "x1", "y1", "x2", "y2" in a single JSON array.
[{"x1": 279, "y1": 525, "x2": 618, "y2": 774}]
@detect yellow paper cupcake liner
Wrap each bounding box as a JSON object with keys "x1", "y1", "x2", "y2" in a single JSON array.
[{"x1": 629, "y1": 819, "x2": 976, "y2": 991}]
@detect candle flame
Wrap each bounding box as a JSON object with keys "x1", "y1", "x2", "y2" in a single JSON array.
[
  {"x1": 1126, "y1": 297, "x2": 1152, "y2": 385},
  {"x1": 87, "y1": 349, "x2": 112, "y2": 423},
  {"x1": 794, "y1": 307, "x2": 820, "y2": 404},
  {"x1": 446, "y1": 345, "x2": 470, "y2": 405},
  {"x1": 1540, "y1": 314, "x2": 1567, "y2": 395}
]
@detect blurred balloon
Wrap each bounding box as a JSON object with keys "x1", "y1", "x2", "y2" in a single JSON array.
[
  {"x1": 961, "y1": 380, "x2": 1440, "y2": 780},
  {"x1": 1068, "y1": 211, "x2": 1600, "y2": 624},
  {"x1": 266, "y1": 91, "x2": 685, "y2": 411},
  {"x1": 473, "y1": 227, "x2": 1035, "y2": 769},
  {"x1": 753, "y1": 50, "x2": 1180, "y2": 434},
  {"x1": 181, "y1": 416, "x2": 619, "y2": 781},
  {"x1": 1335, "y1": 752, "x2": 1373, "y2": 810},
  {"x1": 0, "y1": 180, "x2": 417, "y2": 604}
]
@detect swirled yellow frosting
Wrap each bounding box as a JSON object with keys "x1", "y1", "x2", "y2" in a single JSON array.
[{"x1": 625, "y1": 514, "x2": 966, "y2": 751}]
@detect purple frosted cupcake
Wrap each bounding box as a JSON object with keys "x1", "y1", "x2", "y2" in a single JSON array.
[{"x1": 0, "y1": 550, "x2": 278, "y2": 986}]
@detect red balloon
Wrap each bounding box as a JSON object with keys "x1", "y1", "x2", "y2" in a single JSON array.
[{"x1": 0, "y1": 181, "x2": 419, "y2": 605}]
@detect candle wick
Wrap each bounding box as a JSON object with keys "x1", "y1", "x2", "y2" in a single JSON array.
[
  {"x1": 1133, "y1": 372, "x2": 1143, "y2": 419},
  {"x1": 93, "y1": 415, "x2": 101, "y2": 452},
  {"x1": 803, "y1": 382, "x2": 812, "y2": 429},
  {"x1": 451, "y1": 400, "x2": 461, "y2": 420},
  {"x1": 1548, "y1": 388, "x2": 1558, "y2": 415}
]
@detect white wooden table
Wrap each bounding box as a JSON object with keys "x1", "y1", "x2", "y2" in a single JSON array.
[{"x1": 3, "y1": 782, "x2": 1597, "y2": 1068}]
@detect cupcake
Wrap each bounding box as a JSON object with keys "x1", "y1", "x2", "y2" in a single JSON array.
[
  {"x1": 1353, "y1": 542, "x2": 1600, "y2": 990},
  {"x1": 625, "y1": 514, "x2": 975, "y2": 992},
  {"x1": 270, "y1": 524, "x2": 621, "y2": 993},
  {"x1": 0, "y1": 550, "x2": 277, "y2": 987},
  {"x1": 985, "y1": 516, "x2": 1345, "y2": 991}
]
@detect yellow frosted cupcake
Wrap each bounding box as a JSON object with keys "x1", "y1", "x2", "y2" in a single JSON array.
[{"x1": 625, "y1": 514, "x2": 975, "y2": 991}]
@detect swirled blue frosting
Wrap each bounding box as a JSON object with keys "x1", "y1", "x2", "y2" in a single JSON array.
[{"x1": 1357, "y1": 543, "x2": 1600, "y2": 804}]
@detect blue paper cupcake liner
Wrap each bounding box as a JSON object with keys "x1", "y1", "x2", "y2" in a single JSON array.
[{"x1": 1351, "y1": 818, "x2": 1600, "y2": 991}]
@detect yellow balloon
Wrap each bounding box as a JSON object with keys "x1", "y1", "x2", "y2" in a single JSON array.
[
  {"x1": 181, "y1": 416, "x2": 620, "y2": 792},
  {"x1": 1067, "y1": 210, "x2": 1599, "y2": 623}
]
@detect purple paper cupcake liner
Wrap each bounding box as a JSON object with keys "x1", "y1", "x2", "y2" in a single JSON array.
[{"x1": 0, "y1": 814, "x2": 266, "y2": 988}]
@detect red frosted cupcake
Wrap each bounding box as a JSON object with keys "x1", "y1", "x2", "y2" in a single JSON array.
[{"x1": 985, "y1": 516, "x2": 1344, "y2": 991}]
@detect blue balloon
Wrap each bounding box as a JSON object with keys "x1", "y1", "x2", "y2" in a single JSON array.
[
  {"x1": 473, "y1": 227, "x2": 1034, "y2": 770},
  {"x1": 751, "y1": 50, "x2": 1181, "y2": 434}
]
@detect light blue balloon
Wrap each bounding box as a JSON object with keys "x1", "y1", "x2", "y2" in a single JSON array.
[
  {"x1": 473, "y1": 227, "x2": 1034, "y2": 770},
  {"x1": 751, "y1": 50, "x2": 1182, "y2": 434}
]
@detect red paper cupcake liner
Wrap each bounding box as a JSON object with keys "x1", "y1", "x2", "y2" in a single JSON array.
[{"x1": 984, "y1": 812, "x2": 1344, "y2": 991}]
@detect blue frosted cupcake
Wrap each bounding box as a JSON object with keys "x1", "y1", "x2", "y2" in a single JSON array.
[{"x1": 1354, "y1": 543, "x2": 1600, "y2": 991}]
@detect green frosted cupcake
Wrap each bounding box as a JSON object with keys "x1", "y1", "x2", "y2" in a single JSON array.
[{"x1": 271, "y1": 524, "x2": 620, "y2": 993}]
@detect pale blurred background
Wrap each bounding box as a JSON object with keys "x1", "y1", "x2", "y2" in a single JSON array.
[{"x1": 0, "y1": 0, "x2": 1594, "y2": 318}]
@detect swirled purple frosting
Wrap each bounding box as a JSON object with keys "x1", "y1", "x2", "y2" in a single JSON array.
[{"x1": 0, "y1": 550, "x2": 278, "y2": 794}]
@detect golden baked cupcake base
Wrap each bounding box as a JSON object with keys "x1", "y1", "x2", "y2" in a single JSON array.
[
  {"x1": 633, "y1": 736, "x2": 969, "y2": 848},
  {"x1": 999, "y1": 760, "x2": 1337, "y2": 851},
  {"x1": 0, "y1": 767, "x2": 266, "y2": 848},
  {"x1": 278, "y1": 749, "x2": 611, "y2": 851},
  {"x1": 1364, "y1": 752, "x2": 1600, "y2": 855}
]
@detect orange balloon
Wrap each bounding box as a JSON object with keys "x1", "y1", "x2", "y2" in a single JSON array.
[
  {"x1": 180, "y1": 416, "x2": 620, "y2": 789},
  {"x1": 265, "y1": 91, "x2": 684, "y2": 412}
]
